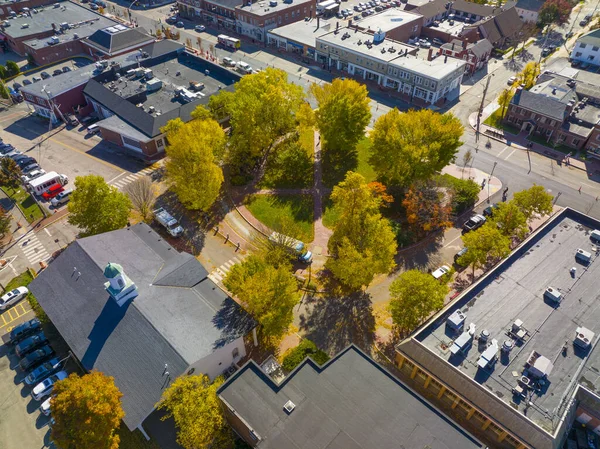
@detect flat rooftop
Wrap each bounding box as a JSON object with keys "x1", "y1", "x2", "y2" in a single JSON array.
[
  {"x1": 218, "y1": 345, "x2": 485, "y2": 449},
  {"x1": 318, "y1": 29, "x2": 415, "y2": 63},
  {"x1": 237, "y1": 0, "x2": 313, "y2": 17},
  {"x1": 268, "y1": 18, "x2": 332, "y2": 47},
  {"x1": 1, "y1": 1, "x2": 110, "y2": 38},
  {"x1": 389, "y1": 50, "x2": 466, "y2": 80},
  {"x1": 433, "y1": 17, "x2": 468, "y2": 39},
  {"x1": 415, "y1": 209, "x2": 600, "y2": 433},
  {"x1": 356, "y1": 8, "x2": 422, "y2": 33}
]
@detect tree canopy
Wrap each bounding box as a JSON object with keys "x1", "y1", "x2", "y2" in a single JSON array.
[
  {"x1": 498, "y1": 88, "x2": 514, "y2": 117},
  {"x1": 224, "y1": 255, "x2": 299, "y2": 340},
  {"x1": 458, "y1": 223, "x2": 511, "y2": 278},
  {"x1": 388, "y1": 270, "x2": 448, "y2": 334},
  {"x1": 490, "y1": 201, "x2": 529, "y2": 240},
  {"x1": 209, "y1": 68, "x2": 305, "y2": 176},
  {"x1": 281, "y1": 339, "x2": 330, "y2": 371},
  {"x1": 516, "y1": 62, "x2": 541, "y2": 90},
  {"x1": 157, "y1": 374, "x2": 231, "y2": 449},
  {"x1": 369, "y1": 108, "x2": 463, "y2": 187},
  {"x1": 0, "y1": 207, "x2": 11, "y2": 238},
  {"x1": 538, "y1": 0, "x2": 572, "y2": 28},
  {"x1": 0, "y1": 157, "x2": 22, "y2": 189},
  {"x1": 68, "y1": 175, "x2": 131, "y2": 236},
  {"x1": 402, "y1": 179, "x2": 453, "y2": 238},
  {"x1": 51, "y1": 371, "x2": 125, "y2": 449},
  {"x1": 326, "y1": 172, "x2": 397, "y2": 291},
  {"x1": 512, "y1": 184, "x2": 553, "y2": 220},
  {"x1": 164, "y1": 117, "x2": 225, "y2": 211},
  {"x1": 124, "y1": 177, "x2": 155, "y2": 222},
  {"x1": 310, "y1": 78, "x2": 371, "y2": 154}
]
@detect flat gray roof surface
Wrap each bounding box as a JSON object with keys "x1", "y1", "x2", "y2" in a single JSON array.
[
  {"x1": 356, "y1": 8, "x2": 422, "y2": 32},
  {"x1": 268, "y1": 18, "x2": 331, "y2": 47},
  {"x1": 237, "y1": 0, "x2": 313, "y2": 17},
  {"x1": 418, "y1": 213, "x2": 600, "y2": 432},
  {"x1": 2, "y1": 1, "x2": 109, "y2": 38},
  {"x1": 318, "y1": 29, "x2": 414, "y2": 63},
  {"x1": 219, "y1": 346, "x2": 484, "y2": 449}
]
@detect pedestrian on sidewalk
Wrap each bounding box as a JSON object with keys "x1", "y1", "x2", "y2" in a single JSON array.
[{"x1": 579, "y1": 186, "x2": 582, "y2": 193}]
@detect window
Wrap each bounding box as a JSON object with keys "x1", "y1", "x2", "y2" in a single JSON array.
[
  {"x1": 414, "y1": 75, "x2": 423, "y2": 84},
  {"x1": 594, "y1": 46, "x2": 600, "y2": 51},
  {"x1": 573, "y1": 139, "x2": 580, "y2": 146},
  {"x1": 156, "y1": 138, "x2": 164, "y2": 148},
  {"x1": 580, "y1": 43, "x2": 587, "y2": 49},
  {"x1": 589, "y1": 55, "x2": 595, "y2": 61},
  {"x1": 232, "y1": 347, "x2": 239, "y2": 358}
]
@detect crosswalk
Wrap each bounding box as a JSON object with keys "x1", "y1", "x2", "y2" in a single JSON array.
[
  {"x1": 110, "y1": 167, "x2": 155, "y2": 191},
  {"x1": 20, "y1": 232, "x2": 51, "y2": 266},
  {"x1": 208, "y1": 256, "x2": 245, "y2": 284}
]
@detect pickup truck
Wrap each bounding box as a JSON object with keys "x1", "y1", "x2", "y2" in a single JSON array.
[{"x1": 154, "y1": 207, "x2": 184, "y2": 237}]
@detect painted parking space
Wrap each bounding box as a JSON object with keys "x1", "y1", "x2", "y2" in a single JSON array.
[{"x1": 0, "y1": 302, "x2": 33, "y2": 333}]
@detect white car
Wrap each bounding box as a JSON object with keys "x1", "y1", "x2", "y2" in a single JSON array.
[
  {"x1": 21, "y1": 169, "x2": 46, "y2": 183},
  {"x1": 194, "y1": 25, "x2": 205, "y2": 32},
  {"x1": 432, "y1": 265, "x2": 451, "y2": 280},
  {"x1": 222, "y1": 56, "x2": 236, "y2": 67},
  {"x1": 40, "y1": 397, "x2": 52, "y2": 416},
  {"x1": 32, "y1": 371, "x2": 68, "y2": 401},
  {"x1": 507, "y1": 75, "x2": 517, "y2": 85},
  {"x1": 0, "y1": 286, "x2": 29, "y2": 310}
]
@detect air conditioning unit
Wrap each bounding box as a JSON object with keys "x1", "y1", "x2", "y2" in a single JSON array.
[
  {"x1": 544, "y1": 286, "x2": 562, "y2": 303},
  {"x1": 574, "y1": 326, "x2": 594, "y2": 349}
]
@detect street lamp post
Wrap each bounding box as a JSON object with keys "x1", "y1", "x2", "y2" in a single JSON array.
[{"x1": 487, "y1": 161, "x2": 497, "y2": 203}]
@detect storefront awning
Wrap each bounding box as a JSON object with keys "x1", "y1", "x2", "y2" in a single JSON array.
[{"x1": 287, "y1": 40, "x2": 304, "y2": 50}]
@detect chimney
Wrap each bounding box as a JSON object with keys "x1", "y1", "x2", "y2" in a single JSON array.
[
  {"x1": 428, "y1": 47, "x2": 433, "y2": 61},
  {"x1": 451, "y1": 42, "x2": 455, "y2": 51},
  {"x1": 565, "y1": 99, "x2": 576, "y2": 118},
  {"x1": 514, "y1": 85, "x2": 524, "y2": 104},
  {"x1": 103, "y1": 262, "x2": 138, "y2": 307}
]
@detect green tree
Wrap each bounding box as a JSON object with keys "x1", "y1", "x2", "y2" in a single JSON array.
[
  {"x1": 458, "y1": 223, "x2": 511, "y2": 279},
  {"x1": 51, "y1": 371, "x2": 124, "y2": 449},
  {"x1": 224, "y1": 255, "x2": 299, "y2": 340},
  {"x1": 402, "y1": 179, "x2": 453, "y2": 238},
  {"x1": 310, "y1": 77, "x2": 371, "y2": 154},
  {"x1": 445, "y1": 176, "x2": 480, "y2": 214},
  {"x1": 165, "y1": 117, "x2": 225, "y2": 211},
  {"x1": 512, "y1": 184, "x2": 553, "y2": 220},
  {"x1": 490, "y1": 201, "x2": 529, "y2": 239},
  {"x1": 370, "y1": 108, "x2": 464, "y2": 187},
  {"x1": 68, "y1": 175, "x2": 132, "y2": 236},
  {"x1": 0, "y1": 207, "x2": 11, "y2": 238},
  {"x1": 498, "y1": 88, "x2": 514, "y2": 117},
  {"x1": 157, "y1": 375, "x2": 232, "y2": 449},
  {"x1": 5, "y1": 61, "x2": 19, "y2": 77},
  {"x1": 388, "y1": 270, "x2": 448, "y2": 334},
  {"x1": 209, "y1": 68, "x2": 305, "y2": 176},
  {"x1": 281, "y1": 339, "x2": 330, "y2": 371},
  {"x1": 0, "y1": 65, "x2": 7, "y2": 80},
  {"x1": 538, "y1": 0, "x2": 571, "y2": 28},
  {"x1": 0, "y1": 157, "x2": 22, "y2": 189},
  {"x1": 326, "y1": 172, "x2": 397, "y2": 291}
]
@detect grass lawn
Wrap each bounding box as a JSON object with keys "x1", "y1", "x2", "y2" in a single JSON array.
[
  {"x1": 258, "y1": 127, "x2": 314, "y2": 189},
  {"x1": 4, "y1": 270, "x2": 34, "y2": 291},
  {"x1": 323, "y1": 136, "x2": 376, "y2": 187},
  {"x1": 2, "y1": 185, "x2": 44, "y2": 223},
  {"x1": 245, "y1": 194, "x2": 314, "y2": 242},
  {"x1": 483, "y1": 109, "x2": 521, "y2": 135},
  {"x1": 527, "y1": 134, "x2": 574, "y2": 155},
  {"x1": 356, "y1": 137, "x2": 376, "y2": 183},
  {"x1": 322, "y1": 196, "x2": 341, "y2": 230}
]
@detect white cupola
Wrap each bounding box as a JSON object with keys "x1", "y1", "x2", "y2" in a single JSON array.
[{"x1": 103, "y1": 262, "x2": 138, "y2": 306}]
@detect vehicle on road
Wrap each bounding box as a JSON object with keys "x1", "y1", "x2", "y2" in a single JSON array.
[
  {"x1": 62, "y1": 66, "x2": 71, "y2": 73},
  {"x1": 41, "y1": 183, "x2": 65, "y2": 201},
  {"x1": 40, "y1": 397, "x2": 52, "y2": 416},
  {"x1": 217, "y1": 34, "x2": 241, "y2": 50},
  {"x1": 66, "y1": 114, "x2": 79, "y2": 126},
  {"x1": 483, "y1": 203, "x2": 498, "y2": 217},
  {"x1": 50, "y1": 189, "x2": 73, "y2": 207},
  {"x1": 19, "y1": 346, "x2": 55, "y2": 371},
  {"x1": 236, "y1": 61, "x2": 253, "y2": 74},
  {"x1": 25, "y1": 357, "x2": 61, "y2": 386},
  {"x1": 86, "y1": 123, "x2": 100, "y2": 135},
  {"x1": 28, "y1": 171, "x2": 69, "y2": 196},
  {"x1": 194, "y1": 25, "x2": 206, "y2": 32},
  {"x1": 154, "y1": 207, "x2": 184, "y2": 237},
  {"x1": 22, "y1": 79, "x2": 32, "y2": 86},
  {"x1": 541, "y1": 46, "x2": 555, "y2": 57},
  {"x1": 0, "y1": 286, "x2": 29, "y2": 310},
  {"x1": 268, "y1": 232, "x2": 313, "y2": 264},
  {"x1": 222, "y1": 56, "x2": 236, "y2": 67},
  {"x1": 454, "y1": 247, "x2": 468, "y2": 265},
  {"x1": 9, "y1": 318, "x2": 41, "y2": 344},
  {"x1": 507, "y1": 75, "x2": 517, "y2": 85},
  {"x1": 16, "y1": 332, "x2": 49, "y2": 357},
  {"x1": 432, "y1": 265, "x2": 451, "y2": 280},
  {"x1": 166, "y1": 15, "x2": 177, "y2": 24},
  {"x1": 463, "y1": 214, "x2": 486, "y2": 232},
  {"x1": 32, "y1": 371, "x2": 68, "y2": 401}
]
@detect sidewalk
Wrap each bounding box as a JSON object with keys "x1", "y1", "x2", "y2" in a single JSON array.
[{"x1": 442, "y1": 165, "x2": 502, "y2": 204}]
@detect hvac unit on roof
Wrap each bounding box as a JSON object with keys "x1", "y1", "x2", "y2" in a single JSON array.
[
  {"x1": 576, "y1": 248, "x2": 592, "y2": 264},
  {"x1": 544, "y1": 286, "x2": 562, "y2": 303},
  {"x1": 574, "y1": 327, "x2": 595, "y2": 349}
]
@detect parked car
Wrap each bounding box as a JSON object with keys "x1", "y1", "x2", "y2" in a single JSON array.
[
  {"x1": 0, "y1": 144, "x2": 15, "y2": 154},
  {"x1": 9, "y1": 318, "x2": 41, "y2": 344},
  {"x1": 419, "y1": 38, "x2": 431, "y2": 48},
  {"x1": 541, "y1": 46, "x2": 555, "y2": 57},
  {"x1": 1, "y1": 149, "x2": 21, "y2": 159},
  {"x1": 0, "y1": 286, "x2": 29, "y2": 310},
  {"x1": 32, "y1": 371, "x2": 68, "y2": 401},
  {"x1": 40, "y1": 72, "x2": 51, "y2": 80},
  {"x1": 90, "y1": 3, "x2": 99, "y2": 9},
  {"x1": 22, "y1": 79, "x2": 32, "y2": 86},
  {"x1": 62, "y1": 66, "x2": 71, "y2": 73},
  {"x1": 454, "y1": 247, "x2": 468, "y2": 265},
  {"x1": 19, "y1": 346, "x2": 55, "y2": 371},
  {"x1": 13, "y1": 82, "x2": 22, "y2": 91},
  {"x1": 194, "y1": 24, "x2": 205, "y2": 32},
  {"x1": 483, "y1": 203, "x2": 498, "y2": 217},
  {"x1": 176, "y1": 21, "x2": 184, "y2": 27},
  {"x1": 32, "y1": 76, "x2": 41, "y2": 83},
  {"x1": 15, "y1": 332, "x2": 49, "y2": 357},
  {"x1": 25, "y1": 357, "x2": 61, "y2": 386},
  {"x1": 432, "y1": 265, "x2": 451, "y2": 279},
  {"x1": 463, "y1": 214, "x2": 486, "y2": 232},
  {"x1": 66, "y1": 114, "x2": 79, "y2": 126},
  {"x1": 40, "y1": 397, "x2": 52, "y2": 416},
  {"x1": 432, "y1": 37, "x2": 444, "y2": 46},
  {"x1": 52, "y1": 69, "x2": 63, "y2": 76},
  {"x1": 50, "y1": 189, "x2": 73, "y2": 208},
  {"x1": 222, "y1": 56, "x2": 236, "y2": 67},
  {"x1": 17, "y1": 157, "x2": 37, "y2": 169},
  {"x1": 166, "y1": 15, "x2": 177, "y2": 24},
  {"x1": 21, "y1": 169, "x2": 46, "y2": 183},
  {"x1": 41, "y1": 184, "x2": 65, "y2": 201},
  {"x1": 507, "y1": 75, "x2": 517, "y2": 85}
]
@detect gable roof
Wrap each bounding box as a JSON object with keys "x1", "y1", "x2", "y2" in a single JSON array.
[
  {"x1": 450, "y1": 0, "x2": 494, "y2": 17},
  {"x1": 577, "y1": 29, "x2": 600, "y2": 47},
  {"x1": 493, "y1": 6, "x2": 522, "y2": 39},
  {"x1": 415, "y1": 0, "x2": 448, "y2": 19},
  {"x1": 515, "y1": 0, "x2": 544, "y2": 12},
  {"x1": 513, "y1": 89, "x2": 569, "y2": 121},
  {"x1": 84, "y1": 26, "x2": 154, "y2": 56},
  {"x1": 29, "y1": 223, "x2": 256, "y2": 430},
  {"x1": 469, "y1": 38, "x2": 493, "y2": 58},
  {"x1": 218, "y1": 345, "x2": 485, "y2": 449}
]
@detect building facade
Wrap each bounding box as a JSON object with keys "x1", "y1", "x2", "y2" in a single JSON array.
[
  {"x1": 515, "y1": 0, "x2": 544, "y2": 23},
  {"x1": 570, "y1": 29, "x2": 600, "y2": 68},
  {"x1": 440, "y1": 38, "x2": 493, "y2": 75}
]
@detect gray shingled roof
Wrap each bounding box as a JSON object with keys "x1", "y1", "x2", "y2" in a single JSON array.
[
  {"x1": 469, "y1": 38, "x2": 493, "y2": 58},
  {"x1": 493, "y1": 6, "x2": 522, "y2": 40},
  {"x1": 577, "y1": 29, "x2": 600, "y2": 47},
  {"x1": 515, "y1": 0, "x2": 544, "y2": 12},
  {"x1": 84, "y1": 27, "x2": 154, "y2": 55},
  {"x1": 514, "y1": 89, "x2": 568, "y2": 121},
  {"x1": 218, "y1": 345, "x2": 485, "y2": 449},
  {"x1": 415, "y1": 0, "x2": 448, "y2": 19},
  {"x1": 450, "y1": 0, "x2": 494, "y2": 17},
  {"x1": 29, "y1": 223, "x2": 256, "y2": 430}
]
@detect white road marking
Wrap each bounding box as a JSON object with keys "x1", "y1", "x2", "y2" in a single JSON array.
[
  {"x1": 443, "y1": 234, "x2": 463, "y2": 249},
  {"x1": 107, "y1": 172, "x2": 128, "y2": 184},
  {"x1": 44, "y1": 228, "x2": 51, "y2": 236},
  {"x1": 504, "y1": 148, "x2": 518, "y2": 160},
  {"x1": 497, "y1": 146, "x2": 510, "y2": 158}
]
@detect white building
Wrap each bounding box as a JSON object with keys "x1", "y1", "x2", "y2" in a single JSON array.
[
  {"x1": 571, "y1": 29, "x2": 600, "y2": 68},
  {"x1": 515, "y1": 0, "x2": 544, "y2": 23}
]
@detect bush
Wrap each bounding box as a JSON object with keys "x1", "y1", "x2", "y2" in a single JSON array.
[
  {"x1": 281, "y1": 339, "x2": 330, "y2": 371},
  {"x1": 438, "y1": 174, "x2": 480, "y2": 214},
  {"x1": 6, "y1": 61, "x2": 19, "y2": 77}
]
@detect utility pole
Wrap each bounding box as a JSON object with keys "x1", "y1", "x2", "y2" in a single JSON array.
[
  {"x1": 487, "y1": 161, "x2": 497, "y2": 203},
  {"x1": 476, "y1": 74, "x2": 493, "y2": 143}
]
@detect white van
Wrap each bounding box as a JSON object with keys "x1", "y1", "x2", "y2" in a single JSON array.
[
  {"x1": 28, "y1": 172, "x2": 68, "y2": 196},
  {"x1": 236, "y1": 61, "x2": 253, "y2": 74},
  {"x1": 86, "y1": 124, "x2": 100, "y2": 135}
]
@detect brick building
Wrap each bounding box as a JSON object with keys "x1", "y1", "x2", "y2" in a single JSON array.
[
  {"x1": 81, "y1": 25, "x2": 155, "y2": 59},
  {"x1": 440, "y1": 38, "x2": 493, "y2": 74},
  {"x1": 0, "y1": 0, "x2": 56, "y2": 19},
  {"x1": 177, "y1": 0, "x2": 240, "y2": 32},
  {"x1": 235, "y1": 0, "x2": 316, "y2": 43}
]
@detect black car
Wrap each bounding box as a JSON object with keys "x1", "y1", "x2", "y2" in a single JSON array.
[
  {"x1": 483, "y1": 203, "x2": 498, "y2": 217},
  {"x1": 53, "y1": 69, "x2": 63, "y2": 76},
  {"x1": 22, "y1": 79, "x2": 32, "y2": 86},
  {"x1": 18, "y1": 346, "x2": 55, "y2": 371},
  {"x1": 15, "y1": 332, "x2": 49, "y2": 357},
  {"x1": 17, "y1": 157, "x2": 37, "y2": 168},
  {"x1": 454, "y1": 247, "x2": 468, "y2": 265},
  {"x1": 541, "y1": 46, "x2": 555, "y2": 57},
  {"x1": 12, "y1": 82, "x2": 22, "y2": 91},
  {"x1": 40, "y1": 71, "x2": 51, "y2": 80},
  {"x1": 9, "y1": 318, "x2": 41, "y2": 344},
  {"x1": 62, "y1": 66, "x2": 71, "y2": 73}
]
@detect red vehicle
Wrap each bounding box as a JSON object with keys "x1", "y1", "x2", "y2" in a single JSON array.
[{"x1": 41, "y1": 184, "x2": 64, "y2": 201}]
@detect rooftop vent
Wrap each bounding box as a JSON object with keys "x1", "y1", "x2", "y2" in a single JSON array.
[
  {"x1": 576, "y1": 248, "x2": 592, "y2": 263},
  {"x1": 283, "y1": 400, "x2": 295, "y2": 413},
  {"x1": 544, "y1": 286, "x2": 562, "y2": 303},
  {"x1": 447, "y1": 310, "x2": 466, "y2": 331},
  {"x1": 575, "y1": 326, "x2": 594, "y2": 349},
  {"x1": 21, "y1": 23, "x2": 29, "y2": 28},
  {"x1": 502, "y1": 340, "x2": 514, "y2": 352},
  {"x1": 479, "y1": 329, "x2": 490, "y2": 342}
]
